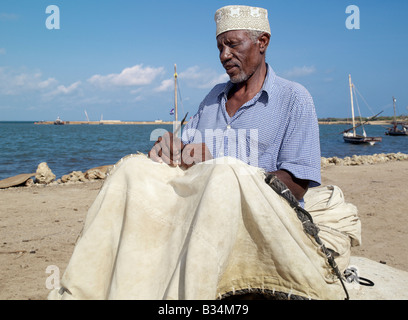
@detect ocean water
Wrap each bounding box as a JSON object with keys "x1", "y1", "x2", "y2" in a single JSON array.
[
  {"x1": 319, "y1": 123, "x2": 408, "y2": 159},
  {"x1": 0, "y1": 122, "x2": 407, "y2": 181}
]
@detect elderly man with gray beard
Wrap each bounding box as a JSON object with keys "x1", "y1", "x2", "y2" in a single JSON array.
[{"x1": 149, "y1": 5, "x2": 321, "y2": 207}]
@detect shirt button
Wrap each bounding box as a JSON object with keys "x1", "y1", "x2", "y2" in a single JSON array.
[{"x1": 227, "y1": 125, "x2": 231, "y2": 129}]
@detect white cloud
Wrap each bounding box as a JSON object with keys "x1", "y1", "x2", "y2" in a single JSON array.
[
  {"x1": 88, "y1": 64, "x2": 164, "y2": 88},
  {"x1": 153, "y1": 66, "x2": 228, "y2": 92},
  {"x1": 0, "y1": 13, "x2": 19, "y2": 21},
  {"x1": 0, "y1": 67, "x2": 58, "y2": 95},
  {"x1": 203, "y1": 73, "x2": 230, "y2": 89},
  {"x1": 45, "y1": 81, "x2": 81, "y2": 97},
  {"x1": 178, "y1": 66, "x2": 229, "y2": 89},
  {"x1": 38, "y1": 77, "x2": 58, "y2": 88},
  {"x1": 130, "y1": 88, "x2": 142, "y2": 95},
  {"x1": 154, "y1": 79, "x2": 173, "y2": 92},
  {"x1": 283, "y1": 66, "x2": 316, "y2": 78}
]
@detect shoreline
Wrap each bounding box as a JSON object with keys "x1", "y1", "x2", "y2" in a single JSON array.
[
  {"x1": 321, "y1": 152, "x2": 408, "y2": 167},
  {"x1": 1, "y1": 119, "x2": 402, "y2": 127},
  {"x1": 1, "y1": 152, "x2": 408, "y2": 189},
  {"x1": 318, "y1": 120, "x2": 393, "y2": 126},
  {"x1": 34, "y1": 120, "x2": 175, "y2": 125},
  {"x1": 31, "y1": 120, "x2": 398, "y2": 125}
]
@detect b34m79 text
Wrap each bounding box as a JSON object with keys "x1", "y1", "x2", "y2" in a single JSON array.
[{"x1": 202, "y1": 304, "x2": 249, "y2": 315}]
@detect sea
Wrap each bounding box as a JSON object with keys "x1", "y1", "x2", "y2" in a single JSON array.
[{"x1": 0, "y1": 121, "x2": 407, "y2": 181}]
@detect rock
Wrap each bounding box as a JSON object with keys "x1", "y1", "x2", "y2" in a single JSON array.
[
  {"x1": 25, "y1": 178, "x2": 34, "y2": 187},
  {"x1": 0, "y1": 173, "x2": 36, "y2": 189},
  {"x1": 61, "y1": 171, "x2": 87, "y2": 183},
  {"x1": 85, "y1": 165, "x2": 113, "y2": 176},
  {"x1": 343, "y1": 156, "x2": 352, "y2": 166},
  {"x1": 347, "y1": 256, "x2": 408, "y2": 300},
  {"x1": 35, "y1": 163, "x2": 56, "y2": 184},
  {"x1": 85, "y1": 169, "x2": 106, "y2": 180},
  {"x1": 321, "y1": 157, "x2": 329, "y2": 168},
  {"x1": 330, "y1": 156, "x2": 343, "y2": 165}
]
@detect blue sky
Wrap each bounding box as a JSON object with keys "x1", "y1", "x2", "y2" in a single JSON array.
[{"x1": 0, "y1": 0, "x2": 407, "y2": 121}]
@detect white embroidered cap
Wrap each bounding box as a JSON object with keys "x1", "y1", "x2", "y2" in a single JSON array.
[{"x1": 215, "y1": 5, "x2": 271, "y2": 37}]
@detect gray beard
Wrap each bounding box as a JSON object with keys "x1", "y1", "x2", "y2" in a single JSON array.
[{"x1": 229, "y1": 70, "x2": 252, "y2": 84}]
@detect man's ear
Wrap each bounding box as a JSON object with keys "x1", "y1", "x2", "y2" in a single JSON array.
[{"x1": 258, "y1": 33, "x2": 270, "y2": 54}]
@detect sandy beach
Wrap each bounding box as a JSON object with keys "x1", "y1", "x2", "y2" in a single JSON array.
[{"x1": 1, "y1": 159, "x2": 408, "y2": 300}]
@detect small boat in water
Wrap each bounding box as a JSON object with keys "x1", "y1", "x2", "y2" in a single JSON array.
[
  {"x1": 54, "y1": 117, "x2": 65, "y2": 125},
  {"x1": 385, "y1": 97, "x2": 408, "y2": 136},
  {"x1": 342, "y1": 75, "x2": 382, "y2": 146}
]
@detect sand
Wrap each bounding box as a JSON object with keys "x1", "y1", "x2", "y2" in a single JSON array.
[{"x1": 1, "y1": 161, "x2": 408, "y2": 300}]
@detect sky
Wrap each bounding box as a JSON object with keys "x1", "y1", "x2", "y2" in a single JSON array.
[{"x1": 0, "y1": 0, "x2": 407, "y2": 121}]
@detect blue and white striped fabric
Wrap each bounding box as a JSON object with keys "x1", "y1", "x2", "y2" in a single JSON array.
[{"x1": 181, "y1": 64, "x2": 321, "y2": 188}]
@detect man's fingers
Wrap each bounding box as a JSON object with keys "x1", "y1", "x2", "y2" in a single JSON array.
[
  {"x1": 149, "y1": 133, "x2": 185, "y2": 166},
  {"x1": 181, "y1": 145, "x2": 195, "y2": 168},
  {"x1": 149, "y1": 143, "x2": 163, "y2": 163},
  {"x1": 180, "y1": 143, "x2": 213, "y2": 169}
]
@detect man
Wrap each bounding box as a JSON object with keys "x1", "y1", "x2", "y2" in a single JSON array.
[
  {"x1": 149, "y1": 5, "x2": 321, "y2": 204},
  {"x1": 49, "y1": 6, "x2": 353, "y2": 301}
]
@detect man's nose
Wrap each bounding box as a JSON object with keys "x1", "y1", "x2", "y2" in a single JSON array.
[{"x1": 219, "y1": 46, "x2": 232, "y2": 62}]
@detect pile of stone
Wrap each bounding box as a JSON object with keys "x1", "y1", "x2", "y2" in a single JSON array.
[
  {"x1": 321, "y1": 152, "x2": 408, "y2": 168},
  {"x1": 54, "y1": 164, "x2": 112, "y2": 185},
  {"x1": 27, "y1": 163, "x2": 112, "y2": 187}
]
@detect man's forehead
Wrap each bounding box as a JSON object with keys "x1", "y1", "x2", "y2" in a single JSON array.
[{"x1": 216, "y1": 30, "x2": 250, "y2": 43}]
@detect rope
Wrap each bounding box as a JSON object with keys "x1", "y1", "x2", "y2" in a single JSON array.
[
  {"x1": 353, "y1": 86, "x2": 364, "y2": 124},
  {"x1": 353, "y1": 84, "x2": 378, "y2": 117},
  {"x1": 264, "y1": 173, "x2": 350, "y2": 300},
  {"x1": 176, "y1": 77, "x2": 185, "y2": 118}
]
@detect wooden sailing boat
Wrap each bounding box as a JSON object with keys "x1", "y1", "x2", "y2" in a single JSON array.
[
  {"x1": 342, "y1": 75, "x2": 382, "y2": 145},
  {"x1": 385, "y1": 97, "x2": 408, "y2": 136}
]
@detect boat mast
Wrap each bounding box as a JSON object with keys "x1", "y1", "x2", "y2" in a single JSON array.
[
  {"x1": 393, "y1": 96, "x2": 397, "y2": 125},
  {"x1": 84, "y1": 110, "x2": 90, "y2": 123},
  {"x1": 174, "y1": 64, "x2": 178, "y2": 123},
  {"x1": 349, "y1": 74, "x2": 356, "y2": 136}
]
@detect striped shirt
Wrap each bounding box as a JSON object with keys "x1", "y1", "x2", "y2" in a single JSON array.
[{"x1": 181, "y1": 64, "x2": 321, "y2": 188}]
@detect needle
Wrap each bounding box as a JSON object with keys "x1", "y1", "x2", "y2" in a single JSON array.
[{"x1": 174, "y1": 112, "x2": 188, "y2": 135}]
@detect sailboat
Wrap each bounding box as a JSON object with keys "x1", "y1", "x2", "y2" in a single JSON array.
[
  {"x1": 385, "y1": 97, "x2": 408, "y2": 136},
  {"x1": 342, "y1": 75, "x2": 382, "y2": 145}
]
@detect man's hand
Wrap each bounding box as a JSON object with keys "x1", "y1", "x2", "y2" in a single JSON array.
[
  {"x1": 148, "y1": 132, "x2": 183, "y2": 167},
  {"x1": 148, "y1": 134, "x2": 213, "y2": 169},
  {"x1": 180, "y1": 143, "x2": 213, "y2": 169}
]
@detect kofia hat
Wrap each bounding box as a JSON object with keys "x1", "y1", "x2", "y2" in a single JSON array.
[{"x1": 215, "y1": 5, "x2": 271, "y2": 37}]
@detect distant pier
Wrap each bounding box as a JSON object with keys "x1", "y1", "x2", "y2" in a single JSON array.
[{"x1": 34, "y1": 120, "x2": 175, "y2": 125}]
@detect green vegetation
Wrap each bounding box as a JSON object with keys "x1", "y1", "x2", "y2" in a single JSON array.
[{"x1": 319, "y1": 115, "x2": 407, "y2": 123}]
